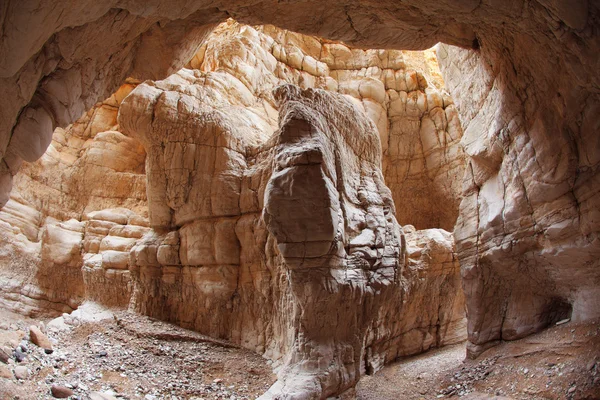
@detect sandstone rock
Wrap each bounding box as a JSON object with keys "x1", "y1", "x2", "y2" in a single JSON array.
[
  {"x1": 51, "y1": 385, "x2": 73, "y2": 398},
  {"x1": 119, "y1": 61, "x2": 466, "y2": 396},
  {"x1": 0, "y1": 364, "x2": 11, "y2": 379},
  {"x1": 1, "y1": 4, "x2": 597, "y2": 397},
  {"x1": 438, "y1": 28, "x2": 600, "y2": 356},
  {"x1": 13, "y1": 365, "x2": 28, "y2": 380},
  {"x1": 90, "y1": 392, "x2": 119, "y2": 400},
  {"x1": 0, "y1": 348, "x2": 9, "y2": 364},
  {"x1": 1, "y1": 20, "x2": 468, "y2": 399},
  {"x1": 29, "y1": 325, "x2": 53, "y2": 353}
]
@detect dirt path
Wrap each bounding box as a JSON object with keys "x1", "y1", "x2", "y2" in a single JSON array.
[{"x1": 357, "y1": 343, "x2": 467, "y2": 399}]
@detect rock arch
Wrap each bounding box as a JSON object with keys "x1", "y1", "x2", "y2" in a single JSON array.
[{"x1": 1, "y1": 1, "x2": 599, "y2": 397}]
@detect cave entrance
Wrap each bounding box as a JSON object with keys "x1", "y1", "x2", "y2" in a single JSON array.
[{"x1": 1, "y1": 15, "x2": 468, "y2": 339}]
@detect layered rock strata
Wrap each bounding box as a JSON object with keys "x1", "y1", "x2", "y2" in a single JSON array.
[
  {"x1": 0, "y1": 85, "x2": 148, "y2": 314},
  {"x1": 437, "y1": 15, "x2": 600, "y2": 356},
  {"x1": 1, "y1": 22, "x2": 467, "y2": 397},
  {"x1": 190, "y1": 22, "x2": 466, "y2": 231},
  {"x1": 1, "y1": 1, "x2": 599, "y2": 364},
  {"x1": 120, "y1": 80, "x2": 465, "y2": 398}
]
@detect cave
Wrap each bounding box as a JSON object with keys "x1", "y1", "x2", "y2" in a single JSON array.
[{"x1": 0, "y1": 2, "x2": 599, "y2": 399}]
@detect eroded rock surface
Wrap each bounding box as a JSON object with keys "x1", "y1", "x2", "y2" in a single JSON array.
[
  {"x1": 0, "y1": 85, "x2": 148, "y2": 314},
  {"x1": 436, "y1": 10, "x2": 600, "y2": 356},
  {"x1": 1, "y1": 22, "x2": 466, "y2": 398},
  {"x1": 120, "y1": 76, "x2": 465, "y2": 397},
  {"x1": 2, "y1": 1, "x2": 598, "y2": 394}
]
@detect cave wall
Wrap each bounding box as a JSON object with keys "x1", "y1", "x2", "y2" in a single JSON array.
[
  {"x1": 0, "y1": 0, "x2": 599, "y2": 396},
  {"x1": 0, "y1": 22, "x2": 467, "y2": 398},
  {"x1": 120, "y1": 76, "x2": 465, "y2": 398},
  {"x1": 0, "y1": 84, "x2": 148, "y2": 314},
  {"x1": 0, "y1": 0, "x2": 512, "y2": 209},
  {"x1": 435, "y1": 4, "x2": 600, "y2": 356},
  {"x1": 118, "y1": 25, "x2": 466, "y2": 397}
]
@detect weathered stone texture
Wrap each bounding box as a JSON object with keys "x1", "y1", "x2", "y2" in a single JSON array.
[
  {"x1": 121, "y1": 76, "x2": 465, "y2": 397},
  {"x1": 0, "y1": 1, "x2": 597, "y2": 396},
  {"x1": 0, "y1": 86, "x2": 148, "y2": 314},
  {"x1": 436, "y1": 6, "x2": 600, "y2": 355}
]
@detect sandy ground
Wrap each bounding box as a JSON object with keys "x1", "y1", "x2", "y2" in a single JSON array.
[
  {"x1": 357, "y1": 342, "x2": 467, "y2": 399},
  {"x1": 0, "y1": 306, "x2": 275, "y2": 399},
  {"x1": 357, "y1": 320, "x2": 600, "y2": 400}
]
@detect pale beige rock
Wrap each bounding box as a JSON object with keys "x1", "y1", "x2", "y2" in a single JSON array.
[
  {"x1": 438, "y1": 30, "x2": 600, "y2": 356},
  {"x1": 2, "y1": 20, "x2": 465, "y2": 398},
  {"x1": 190, "y1": 21, "x2": 466, "y2": 231},
  {"x1": 89, "y1": 392, "x2": 118, "y2": 400},
  {"x1": 13, "y1": 366, "x2": 28, "y2": 380},
  {"x1": 0, "y1": 4, "x2": 598, "y2": 397},
  {"x1": 120, "y1": 71, "x2": 465, "y2": 398},
  {"x1": 0, "y1": 364, "x2": 11, "y2": 379},
  {"x1": 0, "y1": 83, "x2": 148, "y2": 314}
]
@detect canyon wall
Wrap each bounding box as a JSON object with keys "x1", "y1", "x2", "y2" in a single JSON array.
[
  {"x1": 120, "y1": 76, "x2": 464, "y2": 397},
  {"x1": 0, "y1": 84, "x2": 148, "y2": 314},
  {"x1": 435, "y1": 7, "x2": 600, "y2": 356},
  {"x1": 1, "y1": 23, "x2": 466, "y2": 398}
]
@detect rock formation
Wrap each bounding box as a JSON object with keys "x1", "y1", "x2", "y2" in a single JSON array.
[
  {"x1": 1, "y1": 0, "x2": 599, "y2": 397},
  {"x1": 0, "y1": 84, "x2": 148, "y2": 314},
  {"x1": 120, "y1": 76, "x2": 465, "y2": 397},
  {"x1": 1, "y1": 22, "x2": 466, "y2": 398},
  {"x1": 436, "y1": 17, "x2": 600, "y2": 356},
  {"x1": 118, "y1": 24, "x2": 466, "y2": 397}
]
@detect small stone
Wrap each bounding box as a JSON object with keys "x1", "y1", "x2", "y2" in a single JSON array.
[
  {"x1": 14, "y1": 348, "x2": 26, "y2": 362},
  {"x1": 98, "y1": 350, "x2": 108, "y2": 357},
  {"x1": 19, "y1": 341, "x2": 28, "y2": 352},
  {"x1": 0, "y1": 348, "x2": 9, "y2": 364},
  {"x1": 14, "y1": 365, "x2": 28, "y2": 380},
  {"x1": 51, "y1": 385, "x2": 74, "y2": 398},
  {"x1": 568, "y1": 386, "x2": 576, "y2": 394},
  {"x1": 29, "y1": 325, "x2": 53, "y2": 354},
  {"x1": 587, "y1": 360, "x2": 596, "y2": 371},
  {"x1": 214, "y1": 378, "x2": 223, "y2": 384},
  {"x1": 0, "y1": 364, "x2": 12, "y2": 379},
  {"x1": 90, "y1": 392, "x2": 119, "y2": 400}
]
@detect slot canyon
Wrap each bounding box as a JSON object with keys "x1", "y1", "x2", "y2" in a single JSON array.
[{"x1": 0, "y1": 1, "x2": 598, "y2": 399}]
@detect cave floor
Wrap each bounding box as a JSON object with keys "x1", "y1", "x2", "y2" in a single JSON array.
[
  {"x1": 1, "y1": 306, "x2": 599, "y2": 400},
  {"x1": 357, "y1": 320, "x2": 600, "y2": 400},
  {"x1": 0, "y1": 306, "x2": 275, "y2": 399}
]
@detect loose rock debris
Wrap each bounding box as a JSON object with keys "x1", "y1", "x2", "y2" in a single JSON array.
[{"x1": 0, "y1": 307, "x2": 275, "y2": 399}]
